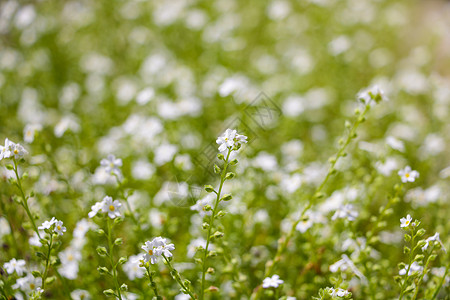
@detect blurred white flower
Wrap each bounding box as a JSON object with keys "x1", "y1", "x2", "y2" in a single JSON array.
[
  {"x1": 262, "y1": 274, "x2": 284, "y2": 288},
  {"x1": 422, "y1": 233, "x2": 446, "y2": 253},
  {"x1": 12, "y1": 273, "x2": 41, "y2": 293},
  {"x1": 23, "y1": 124, "x2": 42, "y2": 143},
  {"x1": 123, "y1": 254, "x2": 145, "y2": 280},
  {"x1": 398, "y1": 166, "x2": 419, "y2": 183},
  {"x1": 71, "y1": 289, "x2": 91, "y2": 300},
  {"x1": 332, "y1": 204, "x2": 359, "y2": 221},
  {"x1": 399, "y1": 261, "x2": 422, "y2": 276},
  {"x1": 3, "y1": 258, "x2": 26, "y2": 276},
  {"x1": 386, "y1": 136, "x2": 405, "y2": 152},
  {"x1": 100, "y1": 154, "x2": 122, "y2": 176}
]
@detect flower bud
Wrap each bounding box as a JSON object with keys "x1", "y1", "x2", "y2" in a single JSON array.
[
  {"x1": 229, "y1": 159, "x2": 238, "y2": 165},
  {"x1": 96, "y1": 246, "x2": 107, "y2": 256},
  {"x1": 103, "y1": 289, "x2": 116, "y2": 297},
  {"x1": 31, "y1": 270, "x2": 42, "y2": 278},
  {"x1": 214, "y1": 164, "x2": 221, "y2": 174},
  {"x1": 114, "y1": 238, "x2": 123, "y2": 245},
  {"x1": 118, "y1": 257, "x2": 128, "y2": 265},
  {"x1": 217, "y1": 153, "x2": 224, "y2": 160},
  {"x1": 120, "y1": 284, "x2": 128, "y2": 291},
  {"x1": 225, "y1": 172, "x2": 235, "y2": 180},
  {"x1": 213, "y1": 231, "x2": 224, "y2": 239},
  {"x1": 220, "y1": 194, "x2": 232, "y2": 201},
  {"x1": 416, "y1": 229, "x2": 426, "y2": 237},
  {"x1": 45, "y1": 276, "x2": 56, "y2": 285},
  {"x1": 98, "y1": 266, "x2": 110, "y2": 275},
  {"x1": 204, "y1": 185, "x2": 215, "y2": 193},
  {"x1": 114, "y1": 217, "x2": 124, "y2": 225}
]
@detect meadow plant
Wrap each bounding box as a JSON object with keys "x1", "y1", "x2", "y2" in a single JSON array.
[{"x1": 1, "y1": 0, "x2": 449, "y2": 299}]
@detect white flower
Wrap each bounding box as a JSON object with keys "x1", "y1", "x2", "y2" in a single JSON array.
[
  {"x1": 329, "y1": 254, "x2": 367, "y2": 283},
  {"x1": 141, "y1": 237, "x2": 175, "y2": 264},
  {"x1": 88, "y1": 201, "x2": 104, "y2": 218},
  {"x1": 332, "y1": 204, "x2": 359, "y2": 221},
  {"x1": 216, "y1": 128, "x2": 248, "y2": 152},
  {"x1": 4, "y1": 258, "x2": 27, "y2": 276},
  {"x1": 12, "y1": 274, "x2": 42, "y2": 293},
  {"x1": 54, "y1": 220, "x2": 67, "y2": 236},
  {"x1": 10, "y1": 142, "x2": 28, "y2": 159},
  {"x1": 328, "y1": 287, "x2": 350, "y2": 297},
  {"x1": 0, "y1": 138, "x2": 28, "y2": 161},
  {"x1": 399, "y1": 261, "x2": 423, "y2": 276},
  {"x1": 357, "y1": 85, "x2": 388, "y2": 105},
  {"x1": 422, "y1": 233, "x2": 446, "y2": 253},
  {"x1": 262, "y1": 274, "x2": 284, "y2": 288},
  {"x1": 59, "y1": 247, "x2": 82, "y2": 280},
  {"x1": 29, "y1": 232, "x2": 43, "y2": 247},
  {"x1": 101, "y1": 196, "x2": 122, "y2": 219},
  {"x1": 398, "y1": 166, "x2": 419, "y2": 183},
  {"x1": 71, "y1": 289, "x2": 91, "y2": 300},
  {"x1": 100, "y1": 154, "x2": 122, "y2": 176},
  {"x1": 38, "y1": 217, "x2": 57, "y2": 230},
  {"x1": 175, "y1": 293, "x2": 191, "y2": 300},
  {"x1": 23, "y1": 124, "x2": 42, "y2": 143},
  {"x1": 400, "y1": 214, "x2": 413, "y2": 228},
  {"x1": 142, "y1": 240, "x2": 161, "y2": 264},
  {"x1": 123, "y1": 254, "x2": 145, "y2": 280}
]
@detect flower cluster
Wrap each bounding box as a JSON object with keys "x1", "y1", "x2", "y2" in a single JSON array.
[
  {"x1": 141, "y1": 237, "x2": 175, "y2": 264},
  {"x1": 327, "y1": 287, "x2": 351, "y2": 298},
  {"x1": 357, "y1": 85, "x2": 388, "y2": 105},
  {"x1": 216, "y1": 128, "x2": 248, "y2": 152},
  {"x1": 38, "y1": 217, "x2": 67, "y2": 236},
  {"x1": 88, "y1": 196, "x2": 122, "y2": 219},
  {"x1": 0, "y1": 138, "x2": 28, "y2": 161}
]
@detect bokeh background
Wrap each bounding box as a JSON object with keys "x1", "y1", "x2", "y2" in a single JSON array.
[{"x1": 1, "y1": 0, "x2": 450, "y2": 299}]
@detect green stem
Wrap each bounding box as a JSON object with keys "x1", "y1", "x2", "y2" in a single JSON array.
[
  {"x1": 430, "y1": 264, "x2": 449, "y2": 300},
  {"x1": 42, "y1": 233, "x2": 53, "y2": 291},
  {"x1": 12, "y1": 158, "x2": 41, "y2": 239},
  {"x1": 412, "y1": 245, "x2": 435, "y2": 300},
  {"x1": 107, "y1": 218, "x2": 123, "y2": 300},
  {"x1": 399, "y1": 228, "x2": 415, "y2": 300},
  {"x1": 162, "y1": 255, "x2": 195, "y2": 299},
  {"x1": 113, "y1": 174, "x2": 141, "y2": 231},
  {"x1": 200, "y1": 149, "x2": 232, "y2": 300},
  {"x1": 145, "y1": 265, "x2": 161, "y2": 299},
  {"x1": 251, "y1": 105, "x2": 370, "y2": 300}
]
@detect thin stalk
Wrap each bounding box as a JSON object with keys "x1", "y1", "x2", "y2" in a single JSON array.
[
  {"x1": 107, "y1": 218, "x2": 123, "y2": 300},
  {"x1": 12, "y1": 158, "x2": 41, "y2": 239},
  {"x1": 251, "y1": 105, "x2": 370, "y2": 300},
  {"x1": 430, "y1": 264, "x2": 449, "y2": 300},
  {"x1": 412, "y1": 245, "x2": 435, "y2": 300},
  {"x1": 200, "y1": 149, "x2": 232, "y2": 300},
  {"x1": 162, "y1": 254, "x2": 195, "y2": 299},
  {"x1": 41, "y1": 232, "x2": 53, "y2": 291},
  {"x1": 145, "y1": 265, "x2": 161, "y2": 299},
  {"x1": 113, "y1": 174, "x2": 141, "y2": 231},
  {"x1": 399, "y1": 228, "x2": 415, "y2": 300}
]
